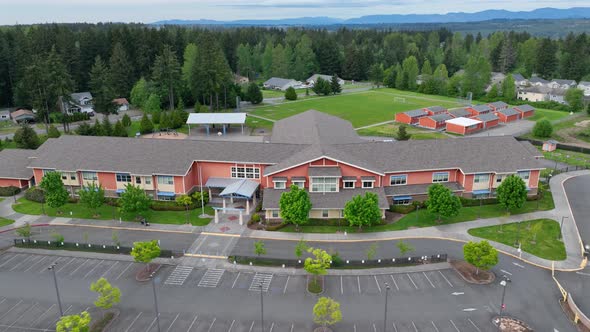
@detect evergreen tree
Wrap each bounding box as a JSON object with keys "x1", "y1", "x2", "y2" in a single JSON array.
[
  {"x1": 109, "y1": 42, "x2": 132, "y2": 97},
  {"x1": 190, "y1": 34, "x2": 232, "y2": 110},
  {"x1": 152, "y1": 45, "x2": 181, "y2": 110},
  {"x1": 292, "y1": 35, "x2": 318, "y2": 80},
  {"x1": 536, "y1": 38, "x2": 557, "y2": 80},
  {"x1": 270, "y1": 44, "x2": 289, "y2": 78},
  {"x1": 144, "y1": 94, "x2": 161, "y2": 113},
  {"x1": 47, "y1": 125, "x2": 61, "y2": 138},
  {"x1": 113, "y1": 120, "x2": 128, "y2": 137},
  {"x1": 315, "y1": 38, "x2": 341, "y2": 77},
  {"x1": 102, "y1": 115, "x2": 113, "y2": 136},
  {"x1": 139, "y1": 113, "x2": 153, "y2": 134},
  {"x1": 121, "y1": 113, "x2": 131, "y2": 127},
  {"x1": 284, "y1": 86, "x2": 297, "y2": 100},
  {"x1": 90, "y1": 56, "x2": 116, "y2": 114},
  {"x1": 383, "y1": 65, "x2": 398, "y2": 88},
  {"x1": 368, "y1": 64, "x2": 384, "y2": 88},
  {"x1": 462, "y1": 55, "x2": 492, "y2": 98},
  {"x1": 151, "y1": 110, "x2": 161, "y2": 125},
  {"x1": 499, "y1": 37, "x2": 517, "y2": 73},
  {"x1": 246, "y1": 83, "x2": 263, "y2": 104},
  {"x1": 181, "y1": 43, "x2": 199, "y2": 83},
  {"x1": 93, "y1": 118, "x2": 105, "y2": 136},
  {"x1": 312, "y1": 77, "x2": 332, "y2": 96},
  {"x1": 130, "y1": 78, "x2": 150, "y2": 108},
  {"x1": 421, "y1": 59, "x2": 433, "y2": 76},
  {"x1": 13, "y1": 124, "x2": 41, "y2": 149},
  {"x1": 401, "y1": 56, "x2": 419, "y2": 91},
  {"x1": 261, "y1": 42, "x2": 274, "y2": 78},
  {"x1": 486, "y1": 84, "x2": 499, "y2": 100},
  {"x1": 501, "y1": 74, "x2": 516, "y2": 101},
  {"x1": 396, "y1": 124, "x2": 411, "y2": 141},
  {"x1": 236, "y1": 43, "x2": 254, "y2": 79},
  {"x1": 565, "y1": 88, "x2": 584, "y2": 112},
  {"x1": 330, "y1": 75, "x2": 342, "y2": 94}
]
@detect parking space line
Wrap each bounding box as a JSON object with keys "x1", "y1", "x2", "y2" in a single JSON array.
[
  {"x1": 100, "y1": 261, "x2": 119, "y2": 278},
  {"x1": 146, "y1": 317, "x2": 158, "y2": 331},
  {"x1": 207, "y1": 317, "x2": 217, "y2": 332},
  {"x1": 423, "y1": 272, "x2": 435, "y2": 288},
  {"x1": 353, "y1": 324, "x2": 357, "y2": 332},
  {"x1": 431, "y1": 321, "x2": 439, "y2": 332},
  {"x1": 283, "y1": 276, "x2": 290, "y2": 294},
  {"x1": 407, "y1": 274, "x2": 418, "y2": 289},
  {"x1": 269, "y1": 322, "x2": 275, "y2": 332},
  {"x1": 228, "y1": 319, "x2": 235, "y2": 332},
  {"x1": 0, "y1": 299, "x2": 23, "y2": 320},
  {"x1": 392, "y1": 321, "x2": 398, "y2": 332},
  {"x1": 56, "y1": 257, "x2": 76, "y2": 273},
  {"x1": 0, "y1": 254, "x2": 22, "y2": 268},
  {"x1": 69, "y1": 259, "x2": 90, "y2": 276},
  {"x1": 372, "y1": 323, "x2": 377, "y2": 332},
  {"x1": 29, "y1": 304, "x2": 55, "y2": 327},
  {"x1": 10, "y1": 255, "x2": 37, "y2": 271},
  {"x1": 165, "y1": 313, "x2": 180, "y2": 332},
  {"x1": 390, "y1": 275, "x2": 399, "y2": 290},
  {"x1": 467, "y1": 318, "x2": 481, "y2": 332},
  {"x1": 340, "y1": 276, "x2": 343, "y2": 295},
  {"x1": 248, "y1": 321, "x2": 255, "y2": 332},
  {"x1": 232, "y1": 272, "x2": 241, "y2": 289},
  {"x1": 46, "y1": 305, "x2": 73, "y2": 330},
  {"x1": 24, "y1": 256, "x2": 49, "y2": 272},
  {"x1": 0, "y1": 323, "x2": 54, "y2": 331},
  {"x1": 290, "y1": 324, "x2": 294, "y2": 332},
  {"x1": 83, "y1": 260, "x2": 104, "y2": 278},
  {"x1": 449, "y1": 320, "x2": 460, "y2": 332},
  {"x1": 411, "y1": 321, "x2": 418, "y2": 332},
  {"x1": 186, "y1": 314, "x2": 199, "y2": 332},
  {"x1": 115, "y1": 262, "x2": 133, "y2": 280},
  {"x1": 439, "y1": 271, "x2": 453, "y2": 288},
  {"x1": 373, "y1": 276, "x2": 382, "y2": 293},
  {"x1": 39, "y1": 258, "x2": 60, "y2": 273},
  {"x1": 357, "y1": 276, "x2": 361, "y2": 293},
  {"x1": 124, "y1": 312, "x2": 142, "y2": 332},
  {"x1": 5, "y1": 302, "x2": 38, "y2": 330}
]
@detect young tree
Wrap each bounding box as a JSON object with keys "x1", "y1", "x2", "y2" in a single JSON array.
[
  {"x1": 121, "y1": 113, "x2": 132, "y2": 127},
  {"x1": 463, "y1": 54, "x2": 492, "y2": 98},
  {"x1": 463, "y1": 240, "x2": 499, "y2": 275},
  {"x1": 15, "y1": 222, "x2": 32, "y2": 239},
  {"x1": 486, "y1": 84, "x2": 499, "y2": 100},
  {"x1": 182, "y1": 43, "x2": 199, "y2": 83},
  {"x1": 130, "y1": 240, "x2": 161, "y2": 272},
  {"x1": 279, "y1": 185, "x2": 312, "y2": 230},
  {"x1": 130, "y1": 78, "x2": 150, "y2": 108},
  {"x1": 284, "y1": 87, "x2": 297, "y2": 100},
  {"x1": 119, "y1": 184, "x2": 151, "y2": 219},
  {"x1": 313, "y1": 297, "x2": 342, "y2": 332},
  {"x1": 330, "y1": 75, "x2": 342, "y2": 94},
  {"x1": 396, "y1": 124, "x2": 411, "y2": 141},
  {"x1": 175, "y1": 194, "x2": 193, "y2": 224},
  {"x1": 304, "y1": 247, "x2": 331, "y2": 291},
  {"x1": 112, "y1": 120, "x2": 128, "y2": 137},
  {"x1": 312, "y1": 77, "x2": 332, "y2": 96},
  {"x1": 496, "y1": 174, "x2": 528, "y2": 213},
  {"x1": 138, "y1": 113, "x2": 154, "y2": 135},
  {"x1": 144, "y1": 94, "x2": 161, "y2": 114},
  {"x1": 152, "y1": 45, "x2": 181, "y2": 110},
  {"x1": 246, "y1": 83, "x2": 263, "y2": 104},
  {"x1": 101, "y1": 115, "x2": 113, "y2": 136},
  {"x1": 79, "y1": 183, "x2": 105, "y2": 217},
  {"x1": 93, "y1": 118, "x2": 105, "y2": 136},
  {"x1": 401, "y1": 56, "x2": 419, "y2": 90},
  {"x1": 565, "y1": 88, "x2": 584, "y2": 112},
  {"x1": 13, "y1": 124, "x2": 41, "y2": 149},
  {"x1": 368, "y1": 63, "x2": 384, "y2": 88},
  {"x1": 56, "y1": 311, "x2": 91, "y2": 332},
  {"x1": 532, "y1": 119, "x2": 553, "y2": 138},
  {"x1": 397, "y1": 240, "x2": 415, "y2": 256},
  {"x1": 254, "y1": 240, "x2": 266, "y2": 257},
  {"x1": 90, "y1": 277, "x2": 121, "y2": 310},
  {"x1": 294, "y1": 238, "x2": 308, "y2": 259},
  {"x1": 426, "y1": 184, "x2": 462, "y2": 222},
  {"x1": 501, "y1": 74, "x2": 516, "y2": 101},
  {"x1": 366, "y1": 243, "x2": 378, "y2": 260},
  {"x1": 343, "y1": 192, "x2": 382, "y2": 230},
  {"x1": 47, "y1": 125, "x2": 61, "y2": 138},
  {"x1": 40, "y1": 171, "x2": 69, "y2": 213}
]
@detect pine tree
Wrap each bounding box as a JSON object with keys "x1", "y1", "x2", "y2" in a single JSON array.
[
  {"x1": 109, "y1": 42, "x2": 132, "y2": 97},
  {"x1": 246, "y1": 83, "x2": 263, "y2": 104},
  {"x1": 330, "y1": 75, "x2": 342, "y2": 94},
  {"x1": 90, "y1": 56, "x2": 116, "y2": 114},
  {"x1": 284, "y1": 87, "x2": 297, "y2": 100},
  {"x1": 13, "y1": 124, "x2": 41, "y2": 149},
  {"x1": 102, "y1": 115, "x2": 113, "y2": 136},
  {"x1": 139, "y1": 113, "x2": 153, "y2": 134},
  {"x1": 152, "y1": 45, "x2": 181, "y2": 110},
  {"x1": 401, "y1": 56, "x2": 419, "y2": 91},
  {"x1": 113, "y1": 120, "x2": 128, "y2": 137},
  {"x1": 93, "y1": 118, "x2": 105, "y2": 136},
  {"x1": 536, "y1": 38, "x2": 557, "y2": 80},
  {"x1": 152, "y1": 110, "x2": 161, "y2": 125},
  {"x1": 501, "y1": 74, "x2": 516, "y2": 101},
  {"x1": 121, "y1": 114, "x2": 131, "y2": 127}
]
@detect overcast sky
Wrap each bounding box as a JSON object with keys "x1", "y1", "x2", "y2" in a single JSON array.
[{"x1": 0, "y1": 0, "x2": 587, "y2": 25}]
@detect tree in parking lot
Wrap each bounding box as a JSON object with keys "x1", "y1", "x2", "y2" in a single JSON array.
[
  {"x1": 279, "y1": 185, "x2": 312, "y2": 231},
  {"x1": 15, "y1": 222, "x2": 32, "y2": 239},
  {"x1": 463, "y1": 240, "x2": 498, "y2": 275},
  {"x1": 79, "y1": 182, "x2": 105, "y2": 217},
  {"x1": 426, "y1": 184, "x2": 462, "y2": 222},
  {"x1": 90, "y1": 277, "x2": 121, "y2": 310},
  {"x1": 40, "y1": 171, "x2": 69, "y2": 213},
  {"x1": 56, "y1": 311, "x2": 91, "y2": 332},
  {"x1": 343, "y1": 192, "x2": 382, "y2": 230},
  {"x1": 396, "y1": 240, "x2": 414, "y2": 256},
  {"x1": 304, "y1": 247, "x2": 332, "y2": 293},
  {"x1": 313, "y1": 297, "x2": 342, "y2": 332},
  {"x1": 131, "y1": 240, "x2": 161, "y2": 273},
  {"x1": 532, "y1": 119, "x2": 553, "y2": 138},
  {"x1": 119, "y1": 184, "x2": 151, "y2": 219},
  {"x1": 294, "y1": 238, "x2": 309, "y2": 259},
  {"x1": 496, "y1": 174, "x2": 528, "y2": 213},
  {"x1": 254, "y1": 240, "x2": 266, "y2": 257}
]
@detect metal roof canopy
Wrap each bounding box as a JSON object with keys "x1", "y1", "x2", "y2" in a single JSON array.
[
  {"x1": 186, "y1": 113, "x2": 247, "y2": 125},
  {"x1": 206, "y1": 177, "x2": 259, "y2": 199}
]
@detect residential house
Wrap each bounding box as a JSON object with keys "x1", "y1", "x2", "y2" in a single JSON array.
[
  {"x1": 113, "y1": 98, "x2": 129, "y2": 112},
  {"x1": 448, "y1": 108, "x2": 472, "y2": 118},
  {"x1": 473, "y1": 113, "x2": 500, "y2": 129},
  {"x1": 445, "y1": 117, "x2": 483, "y2": 135},
  {"x1": 486, "y1": 72, "x2": 506, "y2": 92},
  {"x1": 529, "y1": 76, "x2": 549, "y2": 87},
  {"x1": 487, "y1": 101, "x2": 509, "y2": 112},
  {"x1": 514, "y1": 104, "x2": 535, "y2": 118},
  {"x1": 234, "y1": 74, "x2": 249, "y2": 85},
  {"x1": 418, "y1": 113, "x2": 454, "y2": 130},
  {"x1": 466, "y1": 105, "x2": 492, "y2": 116},
  {"x1": 549, "y1": 79, "x2": 577, "y2": 90},
  {"x1": 263, "y1": 77, "x2": 301, "y2": 91},
  {"x1": 65, "y1": 92, "x2": 94, "y2": 115},
  {"x1": 548, "y1": 88, "x2": 568, "y2": 104},
  {"x1": 423, "y1": 106, "x2": 447, "y2": 115},
  {"x1": 517, "y1": 86, "x2": 547, "y2": 102},
  {"x1": 10, "y1": 109, "x2": 35, "y2": 124},
  {"x1": 306, "y1": 74, "x2": 344, "y2": 87},
  {"x1": 578, "y1": 81, "x2": 590, "y2": 96},
  {"x1": 494, "y1": 108, "x2": 521, "y2": 123},
  {"x1": 0, "y1": 110, "x2": 9, "y2": 121},
  {"x1": 395, "y1": 109, "x2": 428, "y2": 124},
  {"x1": 512, "y1": 73, "x2": 528, "y2": 87}
]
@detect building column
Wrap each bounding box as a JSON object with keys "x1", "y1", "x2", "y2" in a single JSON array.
[
  {"x1": 239, "y1": 210, "x2": 243, "y2": 225},
  {"x1": 188, "y1": 124, "x2": 191, "y2": 136},
  {"x1": 214, "y1": 209, "x2": 219, "y2": 224},
  {"x1": 208, "y1": 188, "x2": 212, "y2": 200},
  {"x1": 230, "y1": 196, "x2": 234, "y2": 204},
  {"x1": 246, "y1": 199, "x2": 250, "y2": 214},
  {"x1": 206, "y1": 125, "x2": 210, "y2": 136},
  {"x1": 223, "y1": 124, "x2": 227, "y2": 135},
  {"x1": 222, "y1": 198, "x2": 226, "y2": 213}
]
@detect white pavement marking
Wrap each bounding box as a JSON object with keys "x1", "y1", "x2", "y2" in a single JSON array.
[
  {"x1": 412, "y1": 321, "x2": 418, "y2": 332},
  {"x1": 423, "y1": 272, "x2": 436, "y2": 288},
  {"x1": 468, "y1": 318, "x2": 482, "y2": 332},
  {"x1": 449, "y1": 320, "x2": 460, "y2": 332},
  {"x1": 0, "y1": 324, "x2": 54, "y2": 331},
  {"x1": 0, "y1": 299, "x2": 23, "y2": 321},
  {"x1": 5, "y1": 302, "x2": 38, "y2": 330},
  {"x1": 374, "y1": 276, "x2": 382, "y2": 293},
  {"x1": 390, "y1": 275, "x2": 399, "y2": 290},
  {"x1": 392, "y1": 321, "x2": 398, "y2": 332},
  {"x1": 30, "y1": 304, "x2": 55, "y2": 327},
  {"x1": 283, "y1": 276, "x2": 290, "y2": 294},
  {"x1": 146, "y1": 317, "x2": 158, "y2": 332},
  {"x1": 186, "y1": 315, "x2": 199, "y2": 332},
  {"x1": 249, "y1": 273, "x2": 273, "y2": 292},
  {"x1": 372, "y1": 323, "x2": 377, "y2": 332},
  {"x1": 166, "y1": 313, "x2": 180, "y2": 332},
  {"x1": 56, "y1": 257, "x2": 76, "y2": 273},
  {"x1": 124, "y1": 312, "x2": 142, "y2": 332},
  {"x1": 115, "y1": 262, "x2": 133, "y2": 280},
  {"x1": 340, "y1": 276, "x2": 344, "y2": 295},
  {"x1": 269, "y1": 322, "x2": 275, "y2": 332},
  {"x1": 357, "y1": 276, "x2": 361, "y2": 293},
  {"x1": 290, "y1": 324, "x2": 294, "y2": 332},
  {"x1": 228, "y1": 320, "x2": 235, "y2": 332},
  {"x1": 500, "y1": 269, "x2": 512, "y2": 276},
  {"x1": 576, "y1": 271, "x2": 590, "y2": 276},
  {"x1": 199, "y1": 269, "x2": 225, "y2": 288},
  {"x1": 83, "y1": 259, "x2": 104, "y2": 278},
  {"x1": 100, "y1": 261, "x2": 118, "y2": 278},
  {"x1": 438, "y1": 271, "x2": 453, "y2": 288},
  {"x1": 9, "y1": 255, "x2": 36, "y2": 271},
  {"x1": 248, "y1": 321, "x2": 255, "y2": 332},
  {"x1": 207, "y1": 317, "x2": 217, "y2": 332},
  {"x1": 512, "y1": 262, "x2": 525, "y2": 269},
  {"x1": 431, "y1": 321, "x2": 440, "y2": 332},
  {"x1": 46, "y1": 305, "x2": 73, "y2": 330},
  {"x1": 24, "y1": 256, "x2": 49, "y2": 272},
  {"x1": 69, "y1": 259, "x2": 90, "y2": 276},
  {"x1": 353, "y1": 324, "x2": 357, "y2": 332},
  {"x1": 0, "y1": 254, "x2": 22, "y2": 268},
  {"x1": 407, "y1": 274, "x2": 418, "y2": 289},
  {"x1": 165, "y1": 265, "x2": 194, "y2": 285},
  {"x1": 462, "y1": 308, "x2": 477, "y2": 312},
  {"x1": 232, "y1": 272, "x2": 241, "y2": 289},
  {"x1": 451, "y1": 292, "x2": 464, "y2": 296},
  {"x1": 39, "y1": 258, "x2": 60, "y2": 273}
]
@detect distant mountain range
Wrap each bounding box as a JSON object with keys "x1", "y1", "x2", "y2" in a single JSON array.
[{"x1": 152, "y1": 7, "x2": 590, "y2": 26}]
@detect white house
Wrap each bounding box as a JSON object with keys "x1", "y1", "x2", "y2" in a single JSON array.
[
  {"x1": 548, "y1": 79, "x2": 577, "y2": 90},
  {"x1": 306, "y1": 74, "x2": 344, "y2": 87},
  {"x1": 263, "y1": 77, "x2": 301, "y2": 91},
  {"x1": 64, "y1": 92, "x2": 94, "y2": 115},
  {"x1": 576, "y1": 81, "x2": 590, "y2": 96},
  {"x1": 529, "y1": 76, "x2": 550, "y2": 87},
  {"x1": 548, "y1": 88, "x2": 568, "y2": 104},
  {"x1": 0, "y1": 110, "x2": 9, "y2": 121},
  {"x1": 517, "y1": 86, "x2": 567, "y2": 104},
  {"x1": 512, "y1": 73, "x2": 528, "y2": 87},
  {"x1": 113, "y1": 98, "x2": 129, "y2": 112}
]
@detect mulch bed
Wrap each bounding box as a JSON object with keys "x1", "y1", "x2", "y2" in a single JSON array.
[
  {"x1": 560, "y1": 299, "x2": 590, "y2": 332},
  {"x1": 450, "y1": 260, "x2": 495, "y2": 284},
  {"x1": 135, "y1": 263, "x2": 161, "y2": 282},
  {"x1": 493, "y1": 316, "x2": 533, "y2": 332}
]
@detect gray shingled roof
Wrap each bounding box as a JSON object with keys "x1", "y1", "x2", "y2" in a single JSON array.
[
  {"x1": 262, "y1": 187, "x2": 389, "y2": 210},
  {"x1": 515, "y1": 104, "x2": 535, "y2": 112},
  {"x1": 519, "y1": 141, "x2": 543, "y2": 158},
  {"x1": 551, "y1": 79, "x2": 576, "y2": 85},
  {"x1": 308, "y1": 167, "x2": 342, "y2": 177},
  {"x1": 488, "y1": 101, "x2": 508, "y2": 109},
  {"x1": 384, "y1": 182, "x2": 464, "y2": 196},
  {"x1": 475, "y1": 113, "x2": 498, "y2": 122},
  {"x1": 512, "y1": 73, "x2": 526, "y2": 82},
  {"x1": 470, "y1": 105, "x2": 492, "y2": 113},
  {"x1": 428, "y1": 113, "x2": 454, "y2": 122},
  {"x1": 342, "y1": 176, "x2": 357, "y2": 181},
  {"x1": 403, "y1": 109, "x2": 428, "y2": 118},
  {"x1": 448, "y1": 108, "x2": 471, "y2": 118},
  {"x1": 497, "y1": 108, "x2": 521, "y2": 117},
  {"x1": 425, "y1": 106, "x2": 446, "y2": 113},
  {"x1": 0, "y1": 149, "x2": 36, "y2": 179},
  {"x1": 264, "y1": 77, "x2": 296, "y2": 88},
  {"x1": 530, "y1": 77, "x2": 549, "y2": 84},
  {"x1": 270, "y1": 110, "x2": 363, "y2": 145}
]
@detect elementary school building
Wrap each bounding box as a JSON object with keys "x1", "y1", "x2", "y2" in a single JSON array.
[{"x1": 0, "y1": 110, "x2": 543, "y2": 221}]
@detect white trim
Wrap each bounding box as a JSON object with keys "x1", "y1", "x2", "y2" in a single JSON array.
[
  {"x1": 390, "y1": 174, "x2": 408, "y2": 186},
  {"x1": 264, "y1": 155, "x2": 384, "y2": 177}
]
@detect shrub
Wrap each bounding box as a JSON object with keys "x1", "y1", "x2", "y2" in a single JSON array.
[
  {"x1": 532, "y1": 119, "x2": 553, "y2": 138},
  {"x1": 459, "y1": 197, "x2": 498, "y2": 207},
  {"x1": 284, "y1": 87, "x2": 297, "y2": 100},
  {"x1": 390, "y1": 204, "x2": 416, "y2": 214},
  {"x1": 104, "y1": 197, "x2": 120, "y2": 207},
  {"x1": 0, "y1": 186, "x2": 20, "y2": 196},
  {"x1": 25, "y1": 187, "x2": 45, "y2": 203},
  {"x1": 191, "y1": 191, "x2": 210, "y2": 205},
  {"x1": 250, "y1": 213, "x2": 261, "y2": 223},
  {"x1": 331, "y1": 251, "x2": 343, "y2": 267},
  {"x1": 265, "y1": 223, "x2": 287, "y2": 231},
  {"x1": 150, "y1": 200, "x2": 198, "y2": 211}
]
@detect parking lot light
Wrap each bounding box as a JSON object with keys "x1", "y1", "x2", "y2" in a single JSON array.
[
  {"x1": 383, "y1": 282, "x2": 391, "y2": 332},
  {"x1": 48, "y1": 263, "x2": 64, "y2": 317},
  {"x1": 151, "y1": 272, "x2": 162, "y2": 332}
]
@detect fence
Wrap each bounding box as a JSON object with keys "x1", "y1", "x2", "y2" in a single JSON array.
[
  {"x1": 230, "y1": 254, "x2": 447, "y2": 269},
  {"x1": 516, "y1": 136, "x2": 590, "y2": 155},
  {"x1": 14, "y1": 239, "x2": 183, "y2": 258}
]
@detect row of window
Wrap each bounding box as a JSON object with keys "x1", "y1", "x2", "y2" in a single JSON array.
[
  {"x1": 231, "y1": 166, "x2": 260, "y2": 179},
  {"x1": 269, "y1": 209, "x2": 344, "y2": 218},
  {"x1": 274, "y1": 178, "x2": 375, "y2": 190},
  {"x1": 389, "y1": 171, "x2": 531, "y2": 186}
]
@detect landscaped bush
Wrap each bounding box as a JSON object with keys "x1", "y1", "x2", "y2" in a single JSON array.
[
  {"x1": 459, "y1": 197, "x2": 499, "y2": 207},
  {"x1": 191, "y1": 191, "x2": 209, "y2": 205},
  {"x1": 24, "y1": 187, "x2": 45, "y2": 203},
  {"x1": 105, "y1": 197, "x2": 120, "y2": 207},
  {"x1": 150, "y1": 200, "x2": 198, "y2": 211},
  {"x1": 265, "y1": 222, "x2": 287, "y2": 231},
  {"x1": 331, "y1": 251, "x2": 344, "y2": 267},
  {"x1": 250, "y1": 213, "x2": 261, "y2": 223},
  {"x1": 0, "y1": 186, "x2": 20, "y2": 196},
  {"x1": 390, "y1": 204, "x2": 416, "y2": 214},
  {"x1": 255, "y1": 201, "x2": 262, "y2": 212}
]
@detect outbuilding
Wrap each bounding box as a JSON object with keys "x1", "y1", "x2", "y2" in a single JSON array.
[
  {"x1": 423, "y1": 106, "x2": 447, "y2": 115},
  {"x1": 514, "y1": 104, "x2": 535, "y2": 118},
  {"x1": 419, "y1": 113, "x2": 454, "y2": 130},
  {"x1": 445, "y1": 117, "x2": 483, "y2": 135},
  {"x1": 395, "y1": 109, "x2": 428, "y2": 124},
  {"x1": 448, "y1": 108, "x2": 472, "y2": 118},
  {"x1": 495, "y1": 108, "x2": 521, "y2": 123},
  {"x1": 542, "y1": 140, "x2": 558, "y2": 152},
  {"x1": 466, "y1": 105, "x2": 492, "y2": 116},
  {"x1": 186, "y1": 113, "x2": 247, "y2": 136},
  {"x1": 473, "y1": 112, "x2": 500, "y2": 129},
  {"x1": 487, "y1": 101, "x2": 509, "y2": 112}
]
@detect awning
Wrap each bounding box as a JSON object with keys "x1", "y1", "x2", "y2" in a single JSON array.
[
  {"x1": 219, "y1": 179, "x2": 259, "y2": 199},
  {"x1": 115, "y1": 189, "x2": 125, "y2": 194},
  {"x1": 206, "y1": 177, "x2": 240, "y2": 188},
  {"x1": 157, "y1": 191, "x2": 176, "y2": 197},
  {"x1": 472, "y1": 189, "x2": 491, "y2": 195},
  {"x1": 393, "y1": 196, "x2": 412, "y2": 201},
  {"x1": 186, "y1": 113, "x2": 246, "y2": 125}
]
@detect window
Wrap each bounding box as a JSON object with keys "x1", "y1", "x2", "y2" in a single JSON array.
[
  {"x1": 362, "y1": 181, "x2": 374, "y2": 188},
  {"x1": 474, "y1": 174, "x2": 489, "y2": 183},
  {"x1": 82, "y1": 172, "x2": 98, "y2": 181},
  {"x1": 231, "y1": 166, "x2": 260, "y2": 179},
  {"x1": 70, "y1": 174, "x2": 76, "y2": 180},
  {"x1": 390, "y1": 175, "x2": 407, "y2": 186},
  {"x1": 145, "y1": 177, "x2": 152, "y2": 185},
  {"x1": 310, "y1": 177, "x2": 338, "y2": 192},
  {"x1": 292, "y1": 181, "x2": 305, "y2": 188},
  {"x1": 116, "y1": 173, "x2": 132, "y2": 183},
  {"x1": 343, "y1": 181, "x2": 355, "y2": 189},
  {"x1": 432, "y1": 172, "x2": 449, "y2": 183},
  {"x1": 322, "y1": 210, "x2": 329, "y2": 218},
  {"x1": 136, "y1": 177, "x2": 142, "y2": 184},
  {"x1": 271, "y1": 210, "x2": 279, "y2": 218},
  {"x1": 61, "y1": 173, "x2": 67, "y2": 180},
  {"x1": 517, "y1": 171, "x2": 530, "y2": 180},
  {"x1": 158, "y1": 195, "x2": 175, "y2": 201},
  {"x1": 274, "y1": 181, "x2": 286, "y2": 189},
  {"x1": 394, "y1": 198, "x2": 412, "y2": 205},
  {"x1": 157, "y1": 176, "x2": 174, "y2": 185}
]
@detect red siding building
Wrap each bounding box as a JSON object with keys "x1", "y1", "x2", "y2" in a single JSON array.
[
  {"x1": 495, "y1": 108, "x2": 521, "y2": 123},
  {"x1": 445, "y1": 117, "x2": 484, "y2": 135},
  {"x1": 423, "y1": 106, "x2": 447, "y2": 115},
  {"x1": 466, "y1": 104, "x2": 493, "y2": 116},
  {"x1": 514, "y1": 104, "x2": 535, "y2": 118},
  {"x1": 488, "y1": 101, "x2": 509, "y2": 112},
  {"x1": 395, "y1": 109, "x2": 428, "y2": 124},
  {"x1": 473, "y1": 113, "x2": 500, "y2": 129},
  {"x1": 418, "y1": 113, "x2": 454, "y2": 130}
]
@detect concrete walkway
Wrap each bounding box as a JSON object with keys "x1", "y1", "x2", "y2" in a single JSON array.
[{"x1": 1, "y1": 171, "x2": 588, "y2": 271}]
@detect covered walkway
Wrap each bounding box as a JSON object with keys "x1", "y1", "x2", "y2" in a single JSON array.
[
  {"x1": 206, "y1": 177, "x2": 259, "y2": 225},
  {"x1": 187, "y1": 113, "x2": 247, "y2": 136}
]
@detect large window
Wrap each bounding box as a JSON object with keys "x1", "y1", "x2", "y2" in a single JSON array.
[
  {"x1": 82, "y1": 172, "x2": 98, "y2": 181},
  {"x1": 116, "y1": 173, "x2": 132, "y2": 183},
  {"x1": 474, "y1": 174, "x2": 489, "y2": 183},
  {"x1": 231, "y1": 166, "x2": 260, "y2": 179},
  {"x1": 390, "y1": 175, "x2": 407, "y2": 186},
  {"x1": 362, "y1": 181, "x2": 374, "y2": 188},
  {"x1": 517, "y1": 171, "x2": 530, "y2": 181},
  {"x1": 321, "y1": 210, "x2": 329, "y2": 218},
  {"x1": 343, "y1": 181, "x2": 355, "y2": 189},
  {"x1": 271, "y1": 210, "x2": 279, "y2": 218},
  {"x1": 274, "y1": 181, "x2": 286, "y2": 189},
  {"x1": 157, "y1": 176, "x2": 174, "y2": 185},
  {"x1": 292, "y1": 181, "x2": 305, "y2": 188},
  {"x1": 496, "y1": 175, "x2": 504, "y2": 183},
  {"x1": 432, "y1": 172, "x2": 449, "y2": 183},
  {"x1": 310, "y1": 177, "x2": 338, "y2": 192}
]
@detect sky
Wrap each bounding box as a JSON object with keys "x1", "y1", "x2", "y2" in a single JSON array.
[{"x1": 0, "y1": 0, "x2": 587, "y2": 24}]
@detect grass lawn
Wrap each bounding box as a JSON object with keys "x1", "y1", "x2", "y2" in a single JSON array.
[
  {"x1": 527, "y1": 108, "x2": 571, "y2": 122},
  {"x1": 0, "y1": 216, "x2": 14, "y2": 227},
  {"x1": 12, "y1": 198, "x2": 214, "y2": 226},
  {"x1": 357, "y1": 122, "x2": 449, "y2": 140},
  {"x1": 467, "y1": 219, "x2": 566, "y2": 260},
  {"x1": 280, "y1": 190, "x2": 554, "y2": 233},
  {"x1": 250, "y1": 89, "x2": 462, "y2": 128},
  {"x1": 246, "y1": 116, "x2": 275, "y2": 130},
  {"x1": 522, "y1": 114, "x2": 588, "y2": 142},
  {"x1": 541, "y1": 148, "x2": 590, "y2": 167},
  {"x1": 2, "y1": 134, "x2": 48, "y2": 149}
]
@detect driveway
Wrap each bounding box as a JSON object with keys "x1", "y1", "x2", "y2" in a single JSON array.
[{"x1": 469, "y1": 120, "x2": 534, "y2": 137}]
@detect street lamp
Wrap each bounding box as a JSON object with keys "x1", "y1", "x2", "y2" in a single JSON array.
[
  {"x1": 259, "y1": 282, "x2": 264, "y2": 332},
  {"x1": 150, "y1": 272, "x2": 162, "y2": 332},
  {"x1": 559, "y1": 216, "x2": 568, "y2": 241},
  {"x1": 48, "y1": 263, "x2": 64, "y2": 317},
  {"x1": 383, "y1": 282, "x2": 391, "y2": 332},
  {"x1": 498, "y1": 275, "x2": 511, "y2": 329}
]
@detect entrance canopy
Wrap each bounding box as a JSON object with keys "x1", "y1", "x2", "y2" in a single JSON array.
[
  {"x1": 186, "y1": 113, "x2": 247, "y2": 136},
  {"x1": 206, "y1": 177, "x2": 259, "y2": 199}
]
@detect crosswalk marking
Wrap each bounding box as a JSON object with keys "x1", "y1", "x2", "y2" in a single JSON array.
[
  {"x1": 249, "y1": 273, "x2": 273, "y2": 292},
  {"x1": 198, "y1": 268, "x2": 225, "y2": 287},
  {"x1": 165, "y1": 265, "x2": 194, "y2": 285}
]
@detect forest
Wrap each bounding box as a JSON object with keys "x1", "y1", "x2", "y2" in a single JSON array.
[{"x1": 0, "y1": 23, "x2": 589, "y2": 116}]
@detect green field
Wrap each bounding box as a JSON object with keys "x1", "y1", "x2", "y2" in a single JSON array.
[
  {"x1": 542, "y1": 148, "x2": 590, "y2": 167},
  {"x1": 357, "y1": 123, "x2": 449, "y2": 140},
  {"x1": 0, "y1": 216, "x2": 14, "y2": 228},
  {"x1": 527, "y1": 108, "x2": 571, "y2": 122},
  {"x1": 250, "y1": 89, "x2": 462, "y2": 128}
]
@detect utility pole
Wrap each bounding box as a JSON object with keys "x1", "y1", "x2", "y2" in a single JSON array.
[
  {"x1": 498, "y1": 275, "x2": 511, "y2": 330},
  {"x1": 259, "y1": 282, "x2": 264, "y2": 332},
  {"x1": 151, "y1": 273, "x2": 161, "y2": 332},
  {"x1": 383, "y1": 283, "x2": 391, "y2": 332}
]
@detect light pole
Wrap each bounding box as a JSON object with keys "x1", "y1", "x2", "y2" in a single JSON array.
[
  {"x1": 383, "y1": 282, "x2": 391, "y2": 332},
  {"x1": 515, "y1": 221, "x2": 521, "y2": 247},
  {"x1": 151, "y1": 272, "x2": 162, "y2": 332},
  {"x1": 259, "y1": 282, "x2": 264, "y2": 332},
  {"x1": 498, "y1": 275, "x2": 511, "y2": 329},
  {"x1": 415, "y1": 205, "x2": 419, "y2": 224},
  {"x1": 559, "y1": 216, "x2": 568, "y2": 241},
  {"x1": 48, "y1": 263, "x2": 64, "y2": 317}
]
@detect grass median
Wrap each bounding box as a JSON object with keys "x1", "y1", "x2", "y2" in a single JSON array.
[{"x1": 0, "y1": 216, "x2": 14, "y2": 227}]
